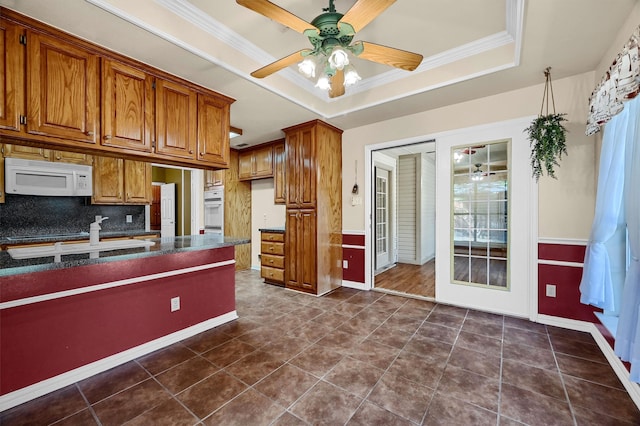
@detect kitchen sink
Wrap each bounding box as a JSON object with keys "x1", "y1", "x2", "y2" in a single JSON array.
[{"x1": 8, "y1": 239, "x2": 156, "y2": 261}]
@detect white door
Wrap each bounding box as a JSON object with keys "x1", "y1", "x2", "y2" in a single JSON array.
[
  {"x1": 161, "y1": 183, "x2": 176, "y2": 238},
  {"x1": 375, "y1": 167, "x2": 392, "y2": 271}
]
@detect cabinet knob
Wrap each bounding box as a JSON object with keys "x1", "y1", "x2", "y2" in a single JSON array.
[
  {"x1": 200, "y1": 152, "x2": 205, "y2": 156},
  {"x1": 189, "y1": 150, "x2": 194, "y2": 154},
  {"x1": 56, "y1": 155, "x2": 61, "y2": 160},
  {"x1": 269, "y1": 259, "x2": 273, "y2": 263},
  {"x1": 104, "y1": 135, "x2": 112, "y2": 140},
  {"x1": 85, "y1": 131, "x2": 94, "y2": 136}
]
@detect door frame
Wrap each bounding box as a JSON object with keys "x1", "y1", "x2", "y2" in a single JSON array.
[{"x1": 364, "y1": 117, "x2": 538, "y2": 319}]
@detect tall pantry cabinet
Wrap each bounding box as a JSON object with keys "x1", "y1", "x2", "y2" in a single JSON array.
[{"x1": 283, "y1": 120, "x2": 342, "y2": 295}]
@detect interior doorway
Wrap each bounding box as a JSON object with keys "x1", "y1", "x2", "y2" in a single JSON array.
[{"x1": 371, "y1": 141, "x2": 436, "y2": 299}]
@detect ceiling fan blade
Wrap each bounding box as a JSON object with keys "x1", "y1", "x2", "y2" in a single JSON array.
[
  {"x1": 237, "y1": 0, "x2": 317, "y2": 34},
  {"x1": 339, "y1": 0, "x2": 396, "y2": 33},
  {"x1": 356, "y1": 41, "x2": 423, "y2": 71},
  {"x1": 250, "y1": 49, "x2": 311, "y2": 78},
  {"x1": 329, "y1": 69, "x2": 345, "y2": 98}
]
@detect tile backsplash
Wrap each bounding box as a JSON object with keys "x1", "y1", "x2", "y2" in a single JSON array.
[{"x1": 0, "y1": 195, "x2": 146, "y2": 238}]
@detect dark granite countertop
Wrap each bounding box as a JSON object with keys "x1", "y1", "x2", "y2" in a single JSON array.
[
  {"x1": 0, "y1": 234, "x2": 250, "y2": 277},
  {"x1": 0, "y1": 230, "x2": 160, "y2": 246},
  {"x1": 258, "y1": 227, "x2": 285, "y2": 233}
]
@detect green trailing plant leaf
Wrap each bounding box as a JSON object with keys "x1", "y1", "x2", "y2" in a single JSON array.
[{"x1": 525, "y1": 113, "x2": 568, "y2": 181}]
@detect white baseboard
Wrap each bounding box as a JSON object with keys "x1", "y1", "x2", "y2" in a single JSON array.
[
  {"x1": 0, "y1": 311, "x2": 238, "y2": 412},
  {"x1": 342, "y1": 280, "x2": 367, "y2": 290},
  {"x1": 536, "y1": 314, "x2": 640, "y2": 410}
]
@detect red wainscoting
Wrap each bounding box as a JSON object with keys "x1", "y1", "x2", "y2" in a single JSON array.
[
  {"x1": 538, "y1": 242, "x2": 601, "y2": 322},
  {"x1": 0, "y1": 247, "x2": 236, "y2": 395},
  {"x1": 342, "y1": 233, "x2": 365, "y2": 284}
]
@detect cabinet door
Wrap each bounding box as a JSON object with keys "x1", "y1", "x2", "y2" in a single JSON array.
[
  {"x1": 197, "y1": 93, "x2": 229, "y2": 166},
  {"x1": 0, "y1": 20, "x2": 22, "y2": 131},
  {"x1": 253, "y1": 145, "x2": 274, "y2": 178},
  {"x1": 52, "y1": 150, "x2": 92, "y2": 165},
  {"x1": 93, "y1": 156, "x2": 124, "y2": 204},
  {"x1": 286, "y1": 128, "x2": 315, "y2": 207},
  {"x1": 102, "y1": 59, "x2": 153, "y2": 152},
  {"x1": 238, "y1": 150, "x2": 253, "y2": 180},
  {"x1": 155, "y1": 79, "x2": 197, "y2": 159},
  {"x1": 3, "y1": 144, "x2": 50, "y2": 160},
  {"x1": 273, "y1": 142, "x2": 285, "y2": 204},
  {"x1": 26, "y1": 30, "x2": 99, "y2": 144},
  {"x1": 124, "y1": 160, "x2": 151, "y2": 204},
  {"x1": 205, "y1": 169, "x2": 224, "y2": 187},
  {"x1": 285, "y1": 209, "x2": 316, "y2": 292}
]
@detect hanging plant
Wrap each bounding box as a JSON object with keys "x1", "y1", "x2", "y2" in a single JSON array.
[{"x1": 525, "y1": 67, "x2": 568, "y2": 181}]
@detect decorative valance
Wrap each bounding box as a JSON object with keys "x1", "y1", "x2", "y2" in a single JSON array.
[{"x1": 586, "y1": 25, "x2": 640, "y2": 136}]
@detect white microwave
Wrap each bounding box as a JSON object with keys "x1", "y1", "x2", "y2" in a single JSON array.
[{"x1": 5, "y1": 157, "x2": 93, "y2": 197}]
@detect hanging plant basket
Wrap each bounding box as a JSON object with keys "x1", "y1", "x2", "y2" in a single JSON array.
[{"x1": 525, "y1": 67, "x2": 568, "y2": 181}]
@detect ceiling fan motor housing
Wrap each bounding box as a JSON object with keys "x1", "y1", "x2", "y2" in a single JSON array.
[{"x1": 307, "y1": 12, "x2": 355, "y2": 55}]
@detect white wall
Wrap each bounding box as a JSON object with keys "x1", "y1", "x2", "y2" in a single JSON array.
[
  {"x1": 250, "y1": 178, "x2": 286, "y2": 270},
  {"x1": 342, "y1": 71, "x2": 597, "y2": 240}
]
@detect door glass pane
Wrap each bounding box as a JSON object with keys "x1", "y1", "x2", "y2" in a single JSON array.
[{"x1": 451, "y1": 141, "x2": 509, "y2": 290}]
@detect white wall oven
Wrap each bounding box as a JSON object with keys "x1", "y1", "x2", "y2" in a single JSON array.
[{"x1": 204, "y1": 188, "x2": 224, "y2": 235}]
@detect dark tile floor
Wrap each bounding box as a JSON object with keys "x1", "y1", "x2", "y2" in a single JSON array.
[{"x1": 2, "y1": 270, "x2": 640, "y2": 425}]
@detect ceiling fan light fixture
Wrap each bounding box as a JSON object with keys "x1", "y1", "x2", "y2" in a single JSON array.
[
  {"x1": 298, "y1": 57, "x2": 316, "y2": 78},
  {"x1": 472, "y1": 163, "x2": 484, "y2": 181},
  {"x1": 328, "y1": 46, "x2": 349, "y2": 70},
  {"x1": 343, "y1": 64, "x2": 361, "y2": 87},
  {"x1": 316, "y1": 75, "x2": 331, "y2": 91}
]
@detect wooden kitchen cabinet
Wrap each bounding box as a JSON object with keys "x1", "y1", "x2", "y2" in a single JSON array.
[
  {"x1": 197, "y1": 93, "x2": 230, "y2": 167},
  {"x1": 0, "y1": 19, "x2": 23, "y2": 132},
  {"x1": 93, "y1": 156, "x2": 151, "y2": 205},
  {"x1": 285, "y1": 125, "x2": 316, "y2": 208},
  {"x1": 285, "y1": 210, "x2": 317, "y2": 292},
  {"x1": 1, "y1": 11, "x2": 235, "y2": 171},
  {"x1": 283, "y1": 120, "x2": 343, "y2": 295},
  {"x1": 124, "y1": 160, "x2": 152, "y2": 204},
  {"x1": 273, "y1": 141, "x2": 286, "y2": 204},
  {"x1": 101, "y1": 59, "x2": 154, "y2": 152},
  {"x1": 26, "y1": 30, "x2": 99, "y2": 144},
  {"x1": 155, "y1": 78, "x2": 197, "y2": 161},
  {"x1": 205, "y1": 169, "x2": 224, "y2": 187},
  {"x1": 238, "y1": 145, "x2": 274, "y2": 180},
  {"x1": 261, "y1": 231, "x2": 286, "y2": 286},
  {"x1": 3, "y1": 144, "x2": 92, "y2": 165}
]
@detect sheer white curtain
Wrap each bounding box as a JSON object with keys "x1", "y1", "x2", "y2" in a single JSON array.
[
  {"x1": 614, "y1": 97, "x2": 640, "y2": 380},
  {"x1": 579, "y1": 105, "x2": 629, "y2": 311}
]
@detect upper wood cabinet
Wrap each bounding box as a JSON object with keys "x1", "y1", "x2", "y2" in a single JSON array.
[
  {"x1": 197, "y1": 93, "x2": 230, "y2": 167},
  {"x1": 155, "y1": 78, "x2": 197, "y2": 161},
  {"x1": 124, "y1": 160, "x2": 152, "y2": 204},
  {"x1": 285, "y1": 125, "x2": 316, "y2": 208},
  {"x1": 273, "y1": 141, "x2": 286, "y2": 204},
  {"x1": 93, "y1": 156, "x2": 151, "y2": 205},
  {"x1": 238, "y1": 144, "x2": 274, "y2": 181},
  {"x1": 102, "y1": 59, "x2": 154, "y2": 152},
  {"x1": 26, "y1": 30, "x2": 99, "y2": 144},
  {"x1": 3, "y1": 144, "x2": 92, "y2": 165},
  {"x1": 205, "y1": 169, "x2": 224, "y2": 188},
  {"x1": 0, "y1": 20, "x2": 22, "y2": 132},
  {"x1": 0, "y1": 10, "x2": 234, "y2": 170},
  {"x1": 93, "y1": 156, "x2": 124, "y2": 205}
]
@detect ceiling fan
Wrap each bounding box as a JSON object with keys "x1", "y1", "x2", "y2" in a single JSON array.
[{"x1": 236, "y1": 0, "x2": 424, "y2": 98}]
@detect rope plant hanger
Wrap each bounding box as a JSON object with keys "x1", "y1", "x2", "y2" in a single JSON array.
[{"x1": 525, "y1": 67, "x2": 568, "y2": 181}]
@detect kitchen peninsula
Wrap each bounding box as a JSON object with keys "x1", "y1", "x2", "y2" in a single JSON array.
[{"x1": 0, "y1": 234, "x2": 249, "y2": 410}]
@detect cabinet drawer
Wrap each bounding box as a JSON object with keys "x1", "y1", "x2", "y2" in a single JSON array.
[
  {"x1": 261, "y1": 241, "x2": 284, "y2": 255},
  {"x1": 261, "y1": 232, "x2": 284, "y2": 242},
  {"x1": 261, "y1": 265, "x2": 285, "y2": 283},
  {"x1": 261, "y1": 253, "x2": 284, "y2": 269}
]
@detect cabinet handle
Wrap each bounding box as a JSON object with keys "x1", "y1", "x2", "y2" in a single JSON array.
[
  {"x1": 104, "y1": 135, "x2": 112, "y2": 140},
  {"x1": 85, "y1": 131, "x2": 94, "y2": 136},
  {"x1": 189, "y1": 150, "x2": 194, "y2": 154},
  {"x1": 56, "y1": 155, "x2": 61, "y2": 160},
  {"x1": 200, "y1": 152, "x2": 205, "y2": 156}
]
